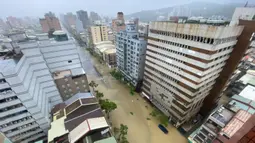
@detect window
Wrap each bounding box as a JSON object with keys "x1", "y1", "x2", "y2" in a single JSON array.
[{"x1": 68, "y1": 60, "x2": 72, "y2": 63}]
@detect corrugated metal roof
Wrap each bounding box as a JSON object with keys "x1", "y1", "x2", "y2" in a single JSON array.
[{"x1": 221, "y1": 110, "x2": 252, "y2": 138}]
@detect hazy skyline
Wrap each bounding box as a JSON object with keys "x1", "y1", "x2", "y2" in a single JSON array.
[{"x1": 0, "y1": 0, "x2": 250, "y2": 18}]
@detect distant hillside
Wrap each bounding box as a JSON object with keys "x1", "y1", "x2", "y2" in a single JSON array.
[{"x1": 126, "y1": 2, "x2": 245, "y2": 22}]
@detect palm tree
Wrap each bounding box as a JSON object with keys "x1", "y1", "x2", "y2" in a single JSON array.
[{"x1": 89, "y1": 80, "x2": 98, "y2": 93}]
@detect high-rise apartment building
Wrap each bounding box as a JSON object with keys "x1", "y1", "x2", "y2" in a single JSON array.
[
  {"x1": 0, "y1": 30, "x2": 86, "y2": 142},
  {"x1": 39, "y1": 12, "x2": 62, "y2": 33},
  {"x1": 230, "y1": 7, "x2": 255, "y2": 26},
  {"x1": 77, "y1": 10, "x2": 90, "y2": 29},
  {"x1": 0, "y1": 37, "x2": 63, "y2": 143},
  {"x1": 142, "y1": 21, "x2": 244, "y2": 127},
  {"x1": 90, "y1": 11, "x2": 101, "y2": 24},
  {"x1": 64, "y1": 13, "x2": 76, "y2": 28},
  {"x1": 201, "y1": 12, "x2": 255, "y2": 115},
  {"x1": 90, "y1": 26, "x2": 108, "y2": 44},
  {"x1": 116, "y1": 24, "x2": 147, "y2": 86}
]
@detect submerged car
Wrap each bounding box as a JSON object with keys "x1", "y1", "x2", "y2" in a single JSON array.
[{"x1": 158, "y1": 124, "x2": 168, "y2": 134}]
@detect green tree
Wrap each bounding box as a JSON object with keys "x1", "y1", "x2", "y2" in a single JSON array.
[
  {"x1": 120, "y1": 136, "x2": 129, "y2": 143},
  {"x1": 95, "y1": 91, "x2": 104, "y2": 100},
  {"x1": 100, "y1": 99, "x2": 117, "y2": 119},
  {"x1": 118, "y1": 124, "x2": 128, "y2": 141},
  {"x1": 89, "y1": 80, "x2": 98, "y2": 92},
  {"x1": 159, "y1": 114, "x2": 169, "y2": 127},
  {"x1": 129, "y1": 85, "x2": 135, "y2": 96}
]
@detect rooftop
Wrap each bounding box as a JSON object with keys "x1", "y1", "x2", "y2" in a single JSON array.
[
  {"x1": 53, "y1": 30, "x2": 66, "y2": 35},
  {"x1": 238, "y1": 71, "x2": 255, "y2": 85},
  {"x1": 53, "y1": 70, "x2": 71, "y2": 80},
  {"x1": 104, "y1": 48, "x2": 116, "y2": 54},
  {"x1": 53, "y1": 68, "x2": 86, "y2": 80},
  {"x1": 211, "y1": 106, "x2": 235, "y2": 125},
  {"x1": 239, "y1": 85, "x2": 255, "y2": 101},
  {"x1": 220, "y1": 110, "x2": 252, "y2": 138},
  {"x1": 94, "y1": 41, "x2": 113, "y2": 46},
  {"x1": 48, "y1": 92, "x2": 107, "y2": 143}
]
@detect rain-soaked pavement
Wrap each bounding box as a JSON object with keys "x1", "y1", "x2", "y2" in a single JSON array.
[{"x1": 76, "y1": 44, "x2": 187, "y2": 143}]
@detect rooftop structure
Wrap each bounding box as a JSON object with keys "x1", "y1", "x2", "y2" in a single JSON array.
[
  {"x1": 213, "y1": 110, "x2": 255, "y2": 143},
  {"x1": 48, "y1": 93, "x2": 115, "y2": 143},
  {"x1": 94, "y1": 41, "x2": 115, "y2": 55},
  {"x1": 188, "y1": 105, "x2": 237, "y2": 143},
  {"x1": 53, "y1": 68, "x2": 90, "y2": 101}
]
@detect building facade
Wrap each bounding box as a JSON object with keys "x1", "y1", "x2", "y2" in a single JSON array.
[
  {"x1": 76, "y1": 10, "x2": 90, "y2": 29},
  {"x1": 116, "y1": 24, "x2": 147, "y2": 86},
  {"x1": 104, "y1": 49, "x2": 117, "y2": 67},
  {"x1": 39, "y1": 12, "x2": 61, "y2": 33},
  {"x1": 90, "y1": 26, "x2": 108, "y2": 44},
  {"x1": 230, "y1": 7, "x2": 255, "y2": 26},
  {"x1": 38, "y1": 31, "x2": 83, "y2": 73},
  {"x1": 0, "y1": 40, "x2": 63, "y2": 143},
  {"x1": 0, "y1": 30, "x2": 85, "y2": 142},
  {"x1": 141, "y1": 21, "x2": 244, "y2": 127}
]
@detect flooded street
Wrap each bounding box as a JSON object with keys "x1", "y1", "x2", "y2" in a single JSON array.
[{"x1": 78, "y1": 46, "x2": 187, "y2": 143}]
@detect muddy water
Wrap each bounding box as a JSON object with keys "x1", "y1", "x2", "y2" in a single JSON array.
[
  {"x1": 84, "y1": 50, "x2": 187, "y2": 143},
  {"x1": 89, "y1": 74, "x2": 187, "y2": 143}
]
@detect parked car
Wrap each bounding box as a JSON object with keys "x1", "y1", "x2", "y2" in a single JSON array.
[{"x1": 158, "y1": 124, "x2": 168, "y2": 134}]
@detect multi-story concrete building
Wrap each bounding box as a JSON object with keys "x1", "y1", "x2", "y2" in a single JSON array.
[
  {"x1": 0, "y1": 30, "x2": 86, "y2": 142},
  {"x1": 116, "y1": 24, "x2": 147, "y2": 86},
  {"x1": 0, "y1": 38, "x2": 63, "y2": 143},
  {"x1": 141, "y1": 21, "x2": 245, "y2": 127},
  {"x1": 76, "y1": 10, "x2": 90, "y2": 29},
  {"x1": 38, "y1": 31, "x2": 83, "y2": 73},
  {"x1": 90, "y1": 26, "x2": 108, "y2": 44},
  {"x1": 112, "y1": 12, "x2": 126, "y2": 43},
  {"x1": 230, "y1": 7, "x2": 255, "y2": 26},
  {"x1": 64, "y1": 13, "x2": 76, "y2": 28},
  {"x1": 90, "y1": 11, "x2": 101, "y2": 24},
  {"x1": 39, "y1": 12, "x2": 62, "y2": 33}
]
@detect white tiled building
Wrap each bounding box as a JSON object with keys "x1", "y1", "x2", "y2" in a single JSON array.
[
  {"x1": 116, "y1": 24, "x2": 147, "y2": 86},
  {"x1": 142, "y1": 21, "x2": 244, "y2": 127},
  {"x1": 0, "y1": 48, "x2": 62, "y2": 143},
  {"x1": 0, "y1": 31, "x2": 83, "y2": 142}
]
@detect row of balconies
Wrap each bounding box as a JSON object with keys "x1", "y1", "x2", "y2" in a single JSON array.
[
  {"x1": 6, "y1": 121, "x2": 38, "y2": 137},
  {"x1": 149, "y1": 33, "x2": 237, "y2": 51},
  {"x1": 1, "y1": 117, "x2": 34, "y2": 132}
]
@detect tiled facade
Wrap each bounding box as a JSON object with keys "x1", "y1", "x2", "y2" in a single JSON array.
[
  {"x1": 116, "y1": 24, "x2": 147, "y2": 86},
  {"x1": 141, "y1": 21, "x2": 244, "y2": 127}
]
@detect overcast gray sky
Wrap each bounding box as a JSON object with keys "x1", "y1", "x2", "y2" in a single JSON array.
[{"x1": 0, "y1": 0, "x2": 249, "y2": 18}]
